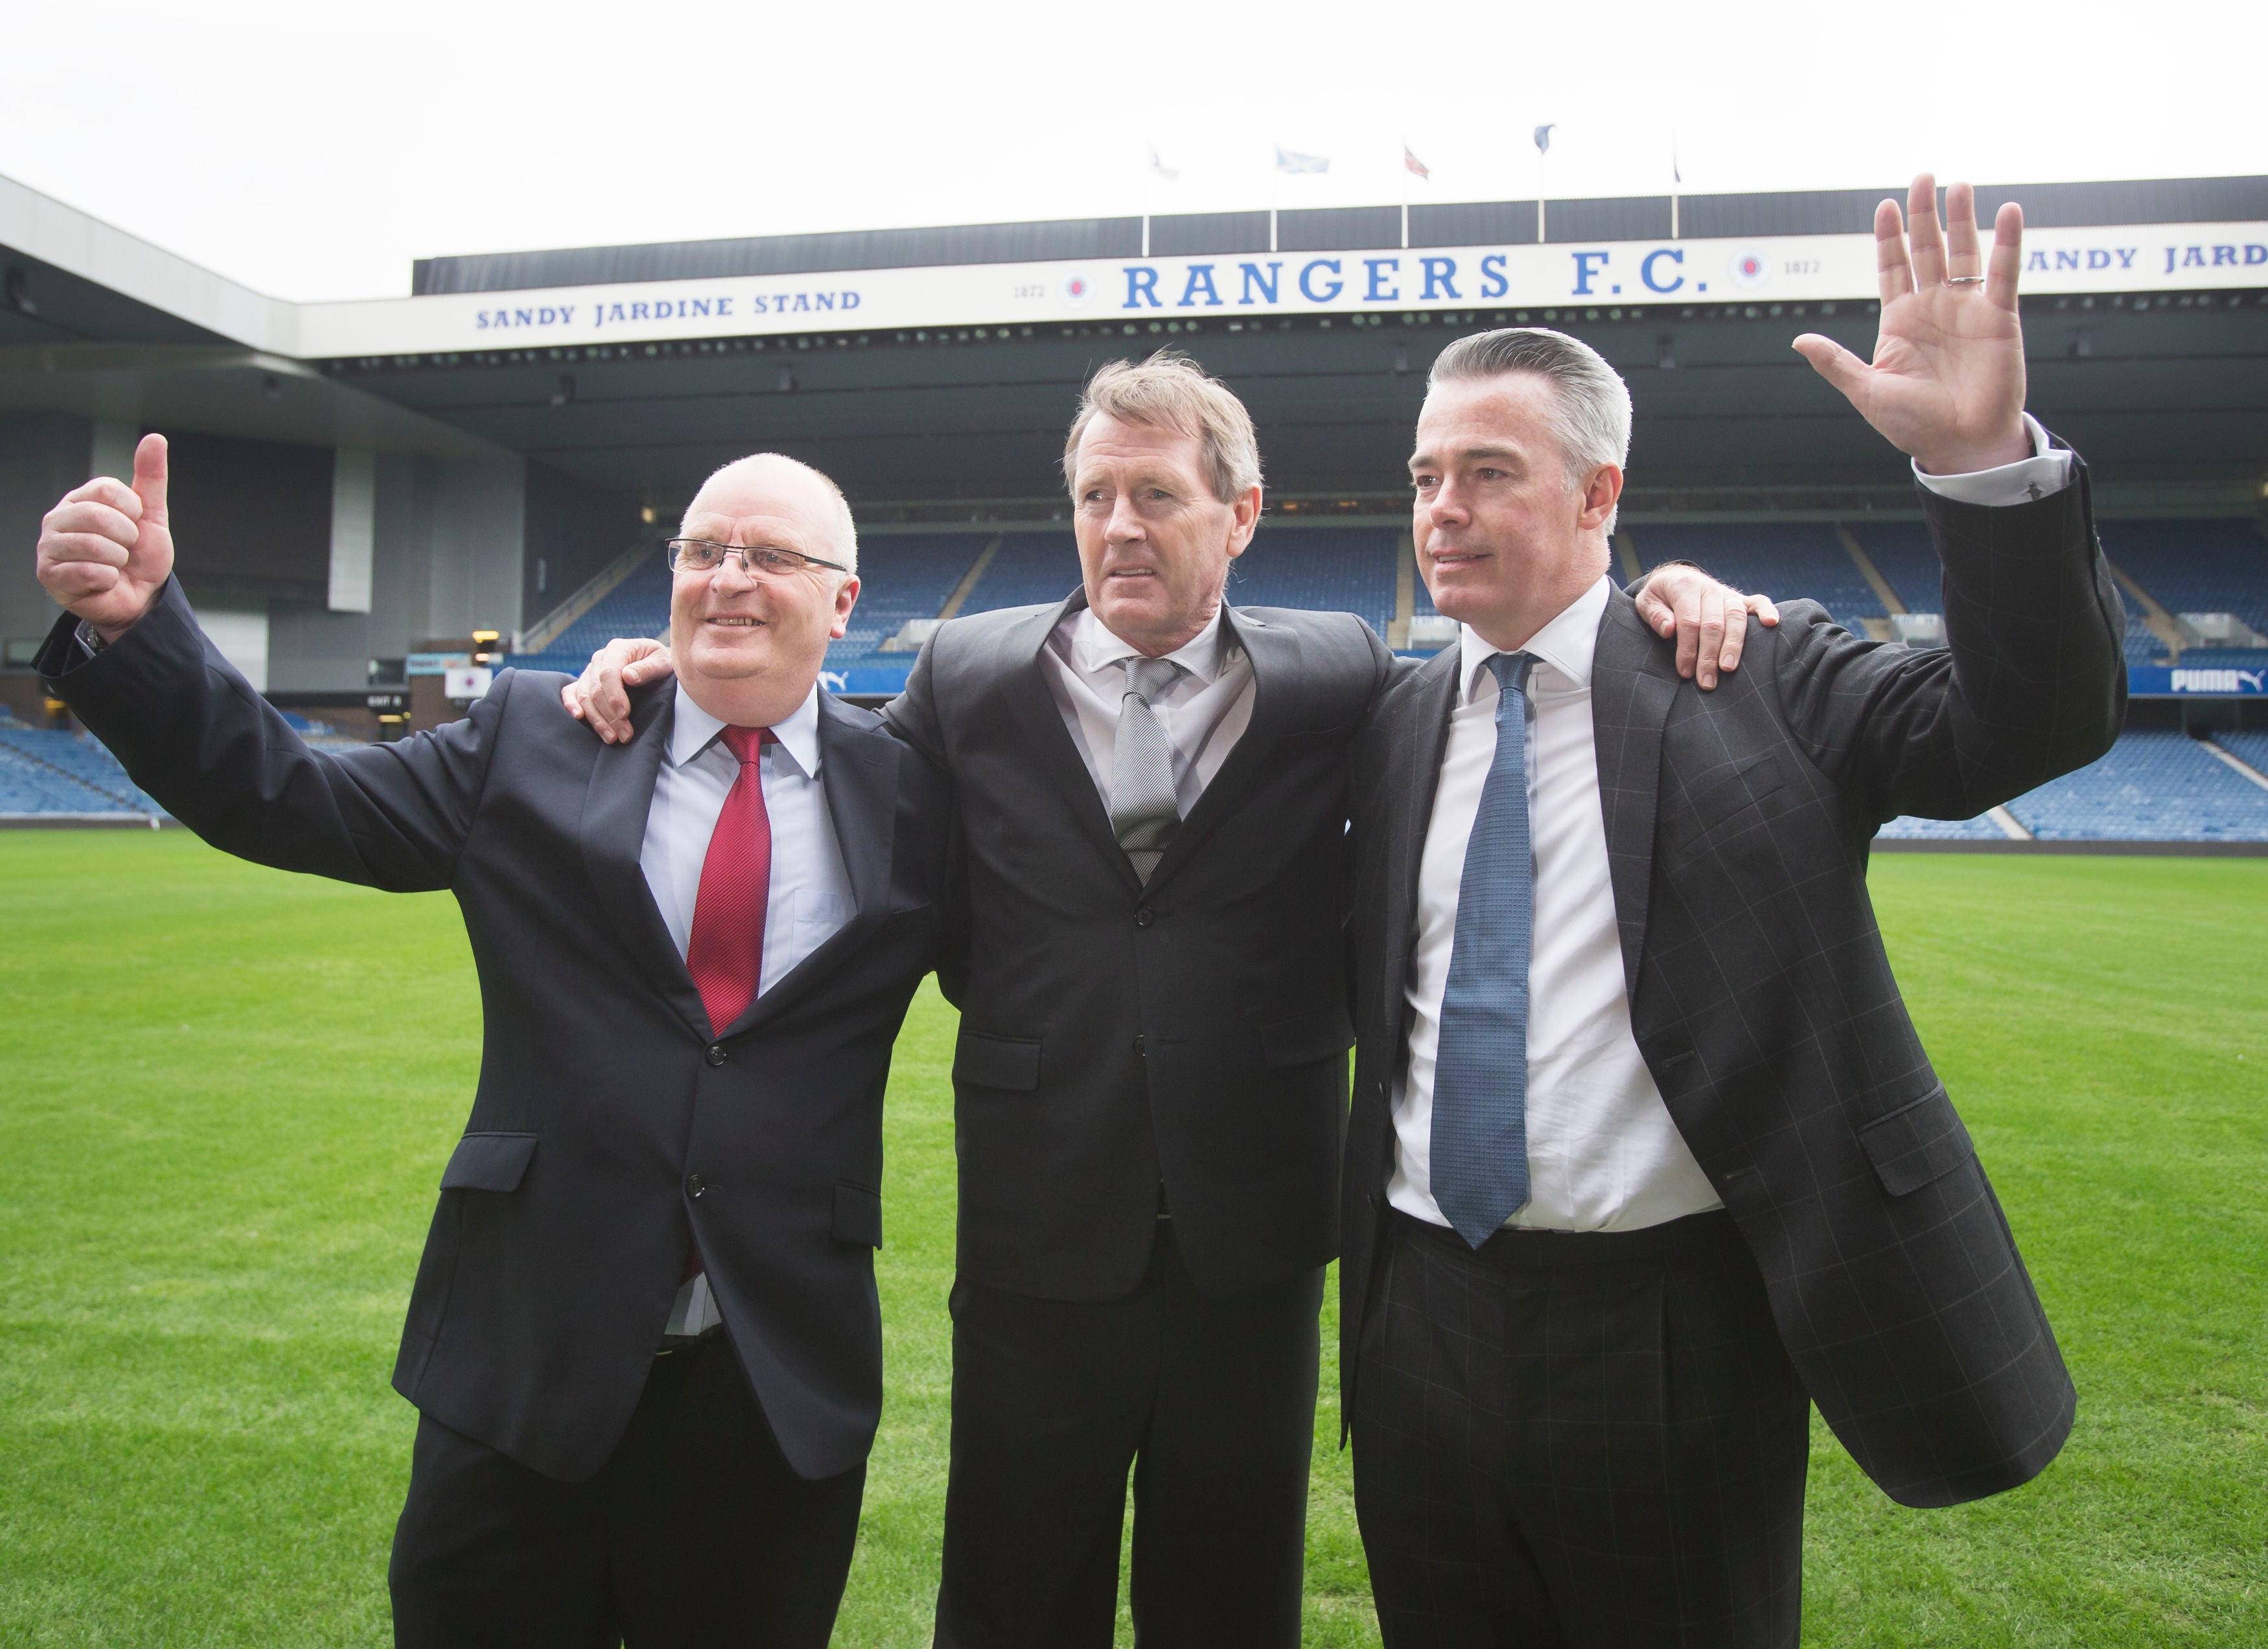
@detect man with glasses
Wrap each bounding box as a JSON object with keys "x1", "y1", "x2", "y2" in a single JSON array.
[{"x1": 31, "y1": 445, "x2": 954, "y2": 1648}]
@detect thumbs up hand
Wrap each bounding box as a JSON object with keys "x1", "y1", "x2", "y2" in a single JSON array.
[{"x1": 37, "y1": 432, "x2": 175, "y2": 642}]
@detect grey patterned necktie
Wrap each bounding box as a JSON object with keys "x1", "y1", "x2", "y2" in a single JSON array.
[{"x1": 1111, "y1": 656, "x2": 1183, "y2": 882}]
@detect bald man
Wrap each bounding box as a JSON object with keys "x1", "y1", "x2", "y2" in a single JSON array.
[{"x1": 32, "y1": 443, "x2": 956, "y2": 1648}]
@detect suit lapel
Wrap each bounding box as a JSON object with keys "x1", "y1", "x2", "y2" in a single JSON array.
[
  {"x1": 1590, "y1": 589, "x2": 1673, "y2": 1000},
  {"x1": 1378, "y1": 647, "x2": 1461, "y2": 1030},
  {"x1": 1001, "y1": 593, "x2": 1144, "y2": 893},
  {"x1": 579, "y1": 687, "x2": 710, "y2": 1039},
  {"x1": 1143, "y1": 606, "x2": 1298, "y2": 891},
  {"x1": 721, "y1": 693, "x2": 901, "y2": 1036}
]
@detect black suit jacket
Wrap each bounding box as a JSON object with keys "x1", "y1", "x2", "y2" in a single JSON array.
[
  {"x1": 37, "y1": 581, "x2": 951, "y2": 1482},
  {"x1": 1342, "y1": 460, "x2": 2127, "y2": 1508},
  {"x1": 889, "y1": 591, "x2": 1393, "y2": 1300}
]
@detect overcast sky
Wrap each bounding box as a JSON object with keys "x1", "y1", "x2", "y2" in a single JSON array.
[{"x1": 5, "y1": 0, "x2": 2263, "y2": 304}]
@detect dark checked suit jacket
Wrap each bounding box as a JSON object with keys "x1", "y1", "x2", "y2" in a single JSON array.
[
  {"x1": 36, "y1": 579, "x2": 952, "y2": 1483},
  {"x1": 888, "y1": 589, "x2": 1393, "y2": 1301},
  {"x1": 1341, "y1": 449, "x2": 2127, "y2": 1508}
]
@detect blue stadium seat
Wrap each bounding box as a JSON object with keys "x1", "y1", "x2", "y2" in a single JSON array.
[
  {"x1": 1630, "y1": 522, "x2": 1884, "y2": 638},
  {"x1": 2098, "y1": 520, "x2": 2268, "y2": 644},
  {"x1": 1853, "y1": 519, "x2": 2174, "y2": 666},
  {"x1": 1878, "y1": 812, "x2": 2009, "y2": 840},
  {"x1": 1227, "y1": 527, "x2": 1398, "y2": 634},
  {"x1": 2003, "y1": 730, "x2": 2268, "y2": 841},
  {"x1": 957, "y1": 533, "x2": 1081, "y2": 614},
  {"x1": 0, "y1": 727, "x2": 164, "y2": 815},
  {"x1": 823, "y1": 533, "x2": 989, "y2": 666},
  {"x1": 1846, "y1": 522, "x2": 1940, "y2": 614},
  {"x1": 513, "y1": 557, "x2": 675, "y2": 674},
  {"x1": 2209, "y1": 730, "x2": 2268, "y2": 780}
]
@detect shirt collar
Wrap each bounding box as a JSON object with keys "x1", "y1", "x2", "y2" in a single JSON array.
[
  {"x1": 1457, "y1": 575, "x2": 1610, "y2": 703},
  {"x1": 1070, "y1": 603, "x2": 1232, "y2": 686},
  {"x1": 667, "y1": 679, "x2": 823, "y2": 778}
]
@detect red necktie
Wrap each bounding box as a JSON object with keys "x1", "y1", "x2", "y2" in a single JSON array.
[{"x1": 685, "y1": 725, "x2": 776, "y2": 1037}]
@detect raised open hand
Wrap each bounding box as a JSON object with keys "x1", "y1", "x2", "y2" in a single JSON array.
[
  {"x1": 1793, "y1": 176, "x2": 2031, "y2": 476},
  {"x1": 36, "y1": 432, "x2": 176, "y2": 642}
]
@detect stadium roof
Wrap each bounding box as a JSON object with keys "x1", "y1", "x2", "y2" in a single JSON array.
[
  {"x1": 411, "y1": 176, "x2": 2268, "y2": 296},
  {"x1": 6, "y1": 170, "x2": 2265, "y2": 518}
]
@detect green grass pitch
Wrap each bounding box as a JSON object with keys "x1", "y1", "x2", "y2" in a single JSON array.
[{"x1": 2, "y1": 832, "x2": 2262, "y2": 1646}]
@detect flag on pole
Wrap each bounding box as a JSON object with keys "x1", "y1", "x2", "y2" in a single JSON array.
[
  {"x1": 1404, "y1": 145, "x2": 1431, "y2": 181},
  {"x1": 1149, "y1": 146, "x2": 1179, "y2": 183},
  {"x1": 1533, "y1": 124, "x2": 1556, "y2": 156},
  {"x1": 1275, "y1": 146, "x2": 1330, "y2": 175}
]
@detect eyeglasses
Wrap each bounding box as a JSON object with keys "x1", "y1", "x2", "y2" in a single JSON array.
[{"x1": 664, "y1": 539, "x2": 851, "y2": 578}]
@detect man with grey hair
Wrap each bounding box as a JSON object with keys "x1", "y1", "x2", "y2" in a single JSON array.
[
  {"x1": 1338, "y1": 178, "x2": 2123, "y2": 1645},
  {"x1": 566, "y1": 353, "x2": 1761, "y2": 1646}
]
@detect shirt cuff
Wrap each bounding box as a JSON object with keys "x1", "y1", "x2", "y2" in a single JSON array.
[
  {"x1": 73, "y1": 619, "x2": 108, "y2": 662},
  {"x1": 1911, "y1": 414, "x2": 2073, "y2": 508}
]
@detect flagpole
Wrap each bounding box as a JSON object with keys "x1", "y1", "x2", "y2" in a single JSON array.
[
  {"x1": 1400, "y1": 139, "x2": 1409, "y2": 250},
  {"x1": 1533, "y1": 124, "x2": 1555, "y2": 245},
  {"x1": 1669, "y1": 128, "x2": 1680, "y2": 241}
]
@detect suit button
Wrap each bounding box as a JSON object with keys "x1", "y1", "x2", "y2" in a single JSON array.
[
  {"x1": 1134, "y1": 907, "x2": 1154, "y2": 928},
  {"x1": 1133, "y1": 1033, "x2": 1148, "y2": 1058},
  {"x1": 706, "y1": 1044, "x2": 726, "y2": 1066},
  {"x1": 686, "y1": 1174, "x2": 706, "y2": 1199}
]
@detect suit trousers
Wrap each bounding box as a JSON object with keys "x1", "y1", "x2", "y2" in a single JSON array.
[
  {"x1": 388, "y1": 1333, "x2": 864, "y2": 1649},
  {"x1": 1352, "y1": 1209, "x2": 1810, "y2": 1649},
  {"x1": 934, "y1": 1222, "x2": 1325, "y2": 1649}
]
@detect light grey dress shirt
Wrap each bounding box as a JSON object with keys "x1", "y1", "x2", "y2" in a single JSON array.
[
  {"x1": 638, "y1": 681, "x2": 854, "y2": 1334},
  {"x1": 1037, "y1": 603, "x2": 1258, "y2": 819}
]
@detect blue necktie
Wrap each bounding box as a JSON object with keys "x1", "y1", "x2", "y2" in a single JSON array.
[{"x1": 1431, "y1": 651, "x2": 1536, "y2": 1249}]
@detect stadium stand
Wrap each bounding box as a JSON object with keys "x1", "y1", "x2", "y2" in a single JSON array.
[
  {"x1": 0, "y1": 723, "x2": 167, "y2": 818},
  {"x1": 1878, "y1": 812, "x2": 2011, "y2": 841},
  {"x1": 513, "y1": 557, "x2": 672, "y2": 674},
  {"x1": 824, "y1": 533, "x2": 991, "y2": 666},
  {"x1": 1630, "y1": 522, "x2": 1884, "y2": 637},
  {"x1": 2209, "y1": 731, "x2": 2268, "y2": 782},
  {"x1": 2001, "y1": 731, "x2": 2268, "y2": 842},
  {"x1": 2097, "y1": 520, "x2": 2268, "y2": 647},
  {"x1": 1846, "y1": 520, "x2": 1941, "y2": 614},
  {"x1": 957, "y1": 533, "x2": 1082, "y2": 614},
  {"x1": 1228, "y1": 526, "x2": 1399, "y2": 634}
]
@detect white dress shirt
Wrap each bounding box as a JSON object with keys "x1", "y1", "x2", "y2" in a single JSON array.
[
  {"x1": 1391, "y1": 445, "x2": 2077, "y2": 1234},
  {"x1": 639, "y1": 680, "x2": 855, "y2": 1334},
  {"x1": 1037, "y1": 604, "x2": 1258, "y2": 817},
  {"x1": 1391, "y1": 578, "x2": 1724, "y2": 1233}
]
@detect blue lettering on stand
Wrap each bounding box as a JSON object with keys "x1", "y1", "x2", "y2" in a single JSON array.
[
  {"x1": 1179, "y1": 265, "x2": 1224, "y2": 307},
  {"x1": 1420, "y1": 257, "x2": 1459, "y2": 300},
  {"x1": 1640, "y1": 248, "x2": 1684, "y2": 293},
  {"x1": 1479, "y1": 254, "x2": 1507, "y2": 298},
  {"x1": 1571, "y1": 251, "x2": 1609, "y2": 295},
  {"x1": 1124, "y1": 267, "x2": 1163, "y2": 309},
  {"x1": 1363, "y1": 258, "x2": 1401, "y2": 301},
  {"x1": 1239, "y1": 262, "x2": 1282, "y2": 304},
  {"x1": 1299, "y1": 259, "x2": 1343, "y2": 302}
]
